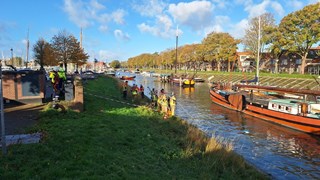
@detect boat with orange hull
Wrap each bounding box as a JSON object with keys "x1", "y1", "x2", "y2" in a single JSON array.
[
  {"x1": 120, "y1": 75, "x2": 136, "y2": 80},
  {"x1": 209, "y1": 83, "x2": 320, "y2": 135}
]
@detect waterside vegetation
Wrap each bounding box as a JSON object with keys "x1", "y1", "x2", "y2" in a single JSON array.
[{"x1": 0, "y1": 76, "x2": 268, "y2": 179}]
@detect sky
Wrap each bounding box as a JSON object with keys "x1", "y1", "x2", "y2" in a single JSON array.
[{"x1": 0, "y1": 0, "x2": 318, "y2": 63}]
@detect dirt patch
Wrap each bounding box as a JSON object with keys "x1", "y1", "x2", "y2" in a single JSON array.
[{"x1": 3, "y1": 104, "x2": 44, "y2": 135}]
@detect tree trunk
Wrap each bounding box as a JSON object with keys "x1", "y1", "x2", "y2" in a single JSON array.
[
  {"x1": 227, "y1": 60, "x2": 230, "y2": 72},
  {"x1": 300, "y1": 53, "x2": 308, "y2": 74},
  {"x1": 217, "y1": 61, "x2": 221, "y2": 72}
]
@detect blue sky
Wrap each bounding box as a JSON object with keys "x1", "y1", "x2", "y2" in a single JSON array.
[{"x1": 0, "y1": 0, "x2": 318, "y2": 63}]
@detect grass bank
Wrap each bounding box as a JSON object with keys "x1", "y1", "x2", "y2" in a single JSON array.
[
  {"x1": 147, "y1": 69, "x2": 316, "y2": 79},
  {"x1": 0, "y1": 76, "x2": 268, "y2": 179}
]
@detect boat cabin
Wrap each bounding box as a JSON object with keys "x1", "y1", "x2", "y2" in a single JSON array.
[{"x1": 268, "y1": 99, "x2": 320, "y2": 118}]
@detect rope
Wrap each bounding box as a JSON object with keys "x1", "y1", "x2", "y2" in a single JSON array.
[{"x1": 84, "y1": 88, "x2": 140, "y2": 107}]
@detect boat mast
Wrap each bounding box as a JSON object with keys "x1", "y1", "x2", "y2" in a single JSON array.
[
  {"x1": 256, "y1": 16, "x2": 261, "y2": 85},
  {"x1": 26, "y1": 28, "x2": 29, "y2": 68},
  {"x1": 175, "y1": 25, "x2": 178, "y2": 74}
]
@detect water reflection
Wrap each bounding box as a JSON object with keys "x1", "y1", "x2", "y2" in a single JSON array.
[{"x1": 120, "y1": 72, "x2": 320, "y2": 179}]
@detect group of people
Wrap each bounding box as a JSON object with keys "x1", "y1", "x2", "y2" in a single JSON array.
[
  {"x1": 150, "y1": 88, "x2": 176, "y2": 118},
  {"x1": 49, "y1": 64, "x2": 67, "y2": 100},
  {"x1": 122, "y1": 81, "x2": 145, "y2": 100},
  {"x1": 122, "y1": 81, "x2": 176, "y2": 118}
]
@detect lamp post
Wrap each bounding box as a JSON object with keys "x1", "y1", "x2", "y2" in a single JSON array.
[
  {"x1": 0, "y1": 57, "x2": 6, "y2": 155},
  {"x1": 10, "y1": 48, "x2": 13, "y2": 63}
]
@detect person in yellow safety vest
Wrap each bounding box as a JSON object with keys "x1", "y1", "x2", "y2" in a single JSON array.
[
  {"x1": 153, "y1": 90, "x2": 158, "y2": 108},
  {"x1": 161, "y1": 93, "x2": 168, "y2": 116},
  {"x1": 49, "y1": 69, "x2": 60, "y2": 96},
  {"x1": 57, "y1": 64, "x2": 67, "y2": 93},
  {"x1": 169, "y1": 92, "x2": 176, "y2": 116}
]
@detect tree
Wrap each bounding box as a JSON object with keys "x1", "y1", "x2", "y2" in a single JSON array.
[
  {"x1": 242, "y1": 13, "x2": 276, "y2": 67},
  {"x1": 33, "y1": 38, "x2": 57, "y2": 70},
  {"x1": 202, "y1": 32, "x2": 239, "y2": 72},
  {"x1": 51, "y1": 30, "x2": 89, "y2": 73},
  {"x1": 110, "y1": 60, "x2": 121, "y2": 68},
  {"x1": 278, "y1": 3, "x2": 320, "y2": 74}
]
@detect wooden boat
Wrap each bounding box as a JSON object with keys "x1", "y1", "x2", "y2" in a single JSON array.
[
  {"x1": 209, "y1": 83, "x2": 320, "y2": 135},
  {"x1": 171, "y1": 78, "x2": 195, "y2": 87},
  {"x1": 120, "y1": 75, "x2": 136, "y2": 80}
]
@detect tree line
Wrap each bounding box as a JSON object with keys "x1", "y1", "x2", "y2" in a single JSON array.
[{"x1": 125, "y1": 3, "x2": 319, "y2": 74}]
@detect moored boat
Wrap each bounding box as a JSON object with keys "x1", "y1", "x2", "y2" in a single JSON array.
[
  {"x1": 172, "y1": 77, "x2": 195, "y2": 87},
  {"x1": 120, "y1": 75, "x2": 136, "y2": 80},
  {"x1": 194, "y1": 77, "x2": 205, "y2": 83},
  {"x1": 209, "y1": 83, "x2": 320, "y2": 134}
]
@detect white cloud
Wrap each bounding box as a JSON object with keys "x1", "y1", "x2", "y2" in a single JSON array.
[
  {"x1": 99, "y1": 25, "x2": 108, "y2": 32},
  {"x1": 90, "y1": 0, "x2": 105, "y2": 10},
  {"x1": 137, "y1": 14, "x2": 178, "y2": 38},
  {"x1": 239, "y1": 0, "x2": 285, "y2": 18},
  {"x1": 270, "y1": 1, "x2": 285, "y2": 16},
  {"x1": 63, "y1": 0, "x2": 93, "y2": 28},
  {"x1": 168, "y1": 1, "x2": 214, "y2": 30},
  {"x1": 98, "y1": 50, "x2": 124, "y2": 61},
  {"x1": 229, "y1": 19, "x2": 248, "y2": 39},
  {"x1": 63, "y1": 0, "x2": 126, "y2": 28},
  {"x1": 111, "y1": 9, "x2": 126, "y2": 25},
  {"x1": 286, "y1": 0, "x2": 304, "y2": 10},
  {"x1": 211, "y1": 0, "x2": 228, "y2": 8},
  {"x1": 203, "y1": 16, "x2": 229, "y2": 36},
  {"x1": 132, "y1": 0, "x2": 167, "y2": 17},
  {"x1": 114, "y1": 29, "x2": 130, "y2": 41}
]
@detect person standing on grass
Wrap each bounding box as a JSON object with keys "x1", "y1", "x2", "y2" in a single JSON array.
[
  {"x1": 122, "y1": 81, "x2": 128, "y2": 99},
  {"x1": 49, "y1": 68, "x2": 60, "y2": 99},
  {"x1": 139, "y1": 84, "x2": 144, "y2": 98},
  {"x1": 57, "y1": 64, "x2": 67, "y2": 95},
  {"x1": 169, "y1": 92, "x2": 176, "y2": 116}
]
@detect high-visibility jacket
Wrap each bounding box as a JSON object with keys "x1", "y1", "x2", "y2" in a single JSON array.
[
  {"x1": 49, "y1": 71, "x2": 59, "y2": 84},
  {"x1": 58, "y1": 67, "x2": 66, "y2": 81},
  {"x1": 170, "y1": 96, "x2": 176, "y2": 106}
]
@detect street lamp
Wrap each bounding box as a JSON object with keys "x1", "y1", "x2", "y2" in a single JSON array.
[
  {"x1": 0, "y1": 52, "x2": 6, "y2": 155},
  {"x1": 10, "y1": 48, "x2": 13, "y2": 65}
]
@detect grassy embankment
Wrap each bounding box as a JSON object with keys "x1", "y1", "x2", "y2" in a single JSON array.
[
  {"x1": 0, "y1": 76, "x2": 268, "y2": 179},
  {"x1": 148, "y1": 69, "x2": 316, "y2": 79}
]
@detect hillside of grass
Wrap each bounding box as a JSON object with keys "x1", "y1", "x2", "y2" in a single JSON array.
[{"x1": 0, "y1": 76, "x2": 268, "y2": 179}]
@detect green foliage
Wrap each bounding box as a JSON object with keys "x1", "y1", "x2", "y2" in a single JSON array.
[
  {"x1": 278, "y1": 3, "x2": 320, "y2": 74},
  {"x1": 0, "y1": 77, "x2": 267, "y2": 179},
  {"x1": 202, "y1": 32, "x2": 240, "y2": 71},
  {"x1": 110, "y1": 60, "x2": 121, "y2": 68}
]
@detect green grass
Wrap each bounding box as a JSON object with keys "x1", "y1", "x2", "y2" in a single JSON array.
[
  {"x1": 0, "y1": 77, "x2": 268, "y2": 179},
  {"x1": 147, "y1": 68, "x2": 316, "y2": 79}
]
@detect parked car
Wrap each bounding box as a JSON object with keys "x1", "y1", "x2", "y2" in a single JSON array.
[{"x1": 81, "y1": 71, "x2": 96, "y2": 79}]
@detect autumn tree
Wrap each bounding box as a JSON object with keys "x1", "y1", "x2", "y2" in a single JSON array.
[
  {"x1": 277, "y1": 3, "x2": 320, "y2": 74},
  {"x1": 51, "y1": 30, "x2": 89, "y2": 73},
  {"x1": 202, "y1": 32, "x2": 239, "y2": 72},
  {"x1": 110, "y1": 60, "x2": 121, "y2": 68},
  {"x1": 33, "y1": 38, "x2": 57, "y2": 70}
]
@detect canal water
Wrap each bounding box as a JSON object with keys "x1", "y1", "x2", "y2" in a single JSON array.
[{"x1": 122, "y1": 72, "x2": 320, "y2": 180}]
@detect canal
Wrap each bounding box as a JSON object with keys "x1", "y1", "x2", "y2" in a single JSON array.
[{"x1": 122, "y1": 72, "x2": 320, "y2": 180}]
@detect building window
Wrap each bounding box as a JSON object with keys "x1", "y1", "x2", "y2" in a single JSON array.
[
  {"x1": 282, "y1": 59, "x2": 288, "y2": 65},
  {"x1": 296, "y1": 59, "x2": 301, "y2": 64}
]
